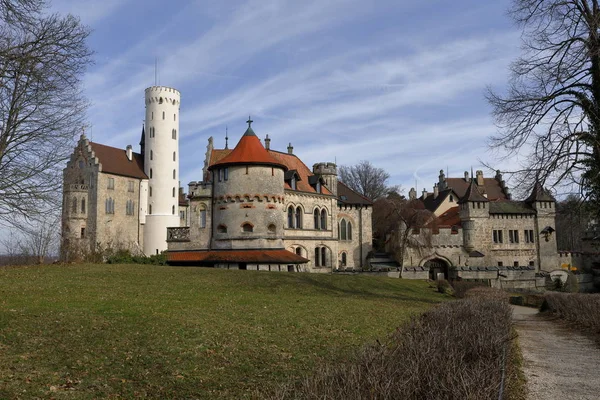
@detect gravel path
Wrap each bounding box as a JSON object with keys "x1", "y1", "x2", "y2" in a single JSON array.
[{"x1": 512, "y1": 305, "x2": 600, "y2": 400}]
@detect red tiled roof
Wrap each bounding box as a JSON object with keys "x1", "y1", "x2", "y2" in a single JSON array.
[
  {"x1": 208, "y1": 148, "x2": 333, "y2": 196},
  {"x1": 337, "y1": 181, "x2": 373, "y2": 205},
  {"x1": 209, "y1": 127, "x2": 287, "y2": 170},
  {"x1": 167, "y1": 249, "x2": 309, "y2": 264},
  {"x1": 436, "y1": 206, "x2": 461, "y2": 228},
  {"x1": 445, "y1": 177, "x2": 507, "y2": 201},
  {"x1": 89, "y1": 142, "x2": 148, "y2": 179}
]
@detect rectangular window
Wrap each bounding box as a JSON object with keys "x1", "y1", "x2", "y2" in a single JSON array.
[
  {"x1": 128, "y1": 181, "x2": 134, "y2": 192},
  {"x1": 497, "y1": 261, "x2": 503, "y2": 267},
  {"x1": 524, "y1": 230, "x2": 534, "y2": 243},
  {"x1": 224, "y1": 167, "x2": 228, "y2": 181},
  {"x1": 493, "y1": 230, "x2": 503, "y2": 243},
  {"x1": 80, "y1": 227, "x2": 85, "y2": 238},
  {"x1": 107, "y1": 177, "x2": 114, "y2": 190},
  {"x1": 514, "y1": 261, "x2": 519, "y2": 267},
  {"x1": 509, "y1": 230, "x2": 519, "y2": 243},
  {"x1": 218, "y1": 169, "x2": 222, "y2": 182},
  {"x1": 529, "y1": 261, "x2": 535, "y2": 267}
]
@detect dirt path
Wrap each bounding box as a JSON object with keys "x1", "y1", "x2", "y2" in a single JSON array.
[{"x1": 512, "y1": 305, "x2": 600, "y2": 400}]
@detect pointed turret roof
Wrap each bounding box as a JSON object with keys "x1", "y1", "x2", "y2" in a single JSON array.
[
  {"x1": 209, "y1": 118, "x2": 287, "y2": 171},
  {"x1": 458, "y1": 178, "x2": 488, "y2": 204},
  {"x1": 525, "y1": 181, "x2": 555, "y2": 203},
  {"x1": 139, "y1": 125, "x2": 145, "y2": 146}
]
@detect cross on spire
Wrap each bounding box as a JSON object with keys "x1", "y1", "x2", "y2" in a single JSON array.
[
  {"x1": 247, "y1": 115, "x2": 253, "y2": 127},
  {"x1": 225, "y1": 125, "x2": 229, "y2": 149}
]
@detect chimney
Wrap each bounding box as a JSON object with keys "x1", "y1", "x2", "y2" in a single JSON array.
[
  {"x1": 464, "y1": 171, "x2": 469, "y2": 181},
  {"x1": 421, "y1": 188, "x2": 427, "y2": 200},
  {"x1": 433, "y1": 183, "x2": 439, "y2": 199},
  {"x1": 409, "y1": 187, "x2": 416, "y2": 200},
  {"x1": 287, "y1": 142, "x2": 293, "y2": 154},
  {"x1": 126, "y1": 145, "x2": 132, "y2": 161},
  {"x1": 265, "y1": 134, "x2": 271, "y2": 150},
  {"x1": 476, "y1": 170, "x2": 484, "y2": 186}
]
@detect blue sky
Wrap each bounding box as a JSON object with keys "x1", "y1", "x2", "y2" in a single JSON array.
[{"x1": 52, "y1": 0, "x2": 522, "y2": 195}]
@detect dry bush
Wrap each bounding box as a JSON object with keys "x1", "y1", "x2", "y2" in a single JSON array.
[
  {"x1": 542, "y1": 293, "x2": 600, "y2": 334},
  {"x1": 272, "y1": 296, "x2": 516, "y2": 400},
  {"x1": 452, "y1": 280, "x2": 487, "y2": 298},
  {"x1": 464, "y1": 286, "x2": 510, "y2": 302}
]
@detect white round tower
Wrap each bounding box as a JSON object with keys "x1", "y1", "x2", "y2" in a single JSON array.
[{"x1": 143, "y1": 86, "x2": 181, "y2": 255}]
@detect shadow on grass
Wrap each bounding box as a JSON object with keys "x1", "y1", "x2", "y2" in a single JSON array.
[{"x1": 257, "y1": 272, "x2": 442, "y2": 304}]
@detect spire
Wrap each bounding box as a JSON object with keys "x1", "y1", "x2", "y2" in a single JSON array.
[
  {"x1": 139, "y1": 123, "x2": 146, "y2": 157},
  {"x1": 225, "y1": 125, "x2": 229, "y2": 149},
  {"x1": 525, "y1": 181, "x2": 555, "y2": 203},
  {"x1": 243, "y1": 115, "x2": 256, "y2": 137},
  {"x1": 458, "y1": 176, "x2": 488, "y2": 204}
]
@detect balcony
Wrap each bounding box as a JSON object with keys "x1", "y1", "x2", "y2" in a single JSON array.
[{"x1": 167, "y1": 227, "x2": 190, "y2": 242}]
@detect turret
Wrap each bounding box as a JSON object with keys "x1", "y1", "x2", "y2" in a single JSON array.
[
  {"x1": 458, "y1": 177, "x2": 489, "y2": 252},
  {"x1": 526, "y1": 182, "x2": 557, "y2": 271},
  {"x1": 142, "y1": 86, "x2": 181, "y2": 255},
  {"x1": 208, "y1": 118, "x2": 287, "y2": 250},
  {"x1": 312, "y1": 162, "x2": 338, "y2": 196}
]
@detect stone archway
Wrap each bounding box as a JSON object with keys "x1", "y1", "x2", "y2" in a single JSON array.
[{"x1": 423, "y1": 258, "x2": 450, "y2": 280}]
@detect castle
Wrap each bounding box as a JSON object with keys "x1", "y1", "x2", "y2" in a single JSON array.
[
  {"x1": 61, "y1": 86, "x2": 373, "y2": 271},
  {"x1": 384, "y1": 170, "x2": 559, "y2": 290}
]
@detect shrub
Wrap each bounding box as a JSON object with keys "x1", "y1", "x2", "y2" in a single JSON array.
[
  {"x1": 106, "y1": 250, "x2": 167, "y2": 266},
  {"x1": 452, "y1": 280, "x2": 486, "y2": 298},
  {"x1": 542, "y1": 293, "x2": 600, "y2": 336},
  {"x1": 436, "y1": 279, "x2": 453, "y2": 295},
  {"x1": 272, "y1": 295, "x2": 517, "y2": 400}
]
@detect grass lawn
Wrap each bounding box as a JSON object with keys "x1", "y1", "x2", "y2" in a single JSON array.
[{"x1": 0, "y1": 264, "x2": 447, "y2": 399}]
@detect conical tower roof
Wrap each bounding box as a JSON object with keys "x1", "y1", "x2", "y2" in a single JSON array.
[
  {"x1": 525, "y1": 181, "x2": 555, "y2": 203},
  {"x1": 458, "y1": 178, "x2": 488, "y2": 204},
  {"x1": 139, "y1": 125, "x2": 145, "y2": 146},
  {"x1": 209, "y1": 117, "x2": 287, "y2": 171}
]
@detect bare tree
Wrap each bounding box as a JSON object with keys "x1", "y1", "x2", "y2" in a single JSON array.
[
  {"x1": 0, "y1": 0, "x2": 92, "y2": 227},
  {"x1": 373, "y1": 195, "x2": 435, "y2": 268},
  {"x1": 338, "y1": 161, "x2": 399, "y2": 201},
  {"x1": 487, "y1": 0, "x2": 600, "y2": 205}
]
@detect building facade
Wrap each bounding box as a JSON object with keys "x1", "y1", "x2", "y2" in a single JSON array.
[
  {"x1": 389, "y1": 170, "x2": 558, "y2": 290},
  {"x1": 61, "y1": 87, "x2": 373, "y2": 272},
  {"x1": 166, "y1": 119, "x2": 373, "y2": 272}
]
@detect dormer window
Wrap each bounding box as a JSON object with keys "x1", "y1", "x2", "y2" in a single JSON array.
[
  {"x1": 316, "y1": 182, "x2": 321, "y2": 193},
  {"x1": 290, "y1": 177, "x2": 296, "y2": 190}
]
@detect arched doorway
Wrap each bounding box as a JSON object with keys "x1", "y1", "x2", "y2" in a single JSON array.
[{"x1": 424, "y1": 258, "x2": 450, "y2": 280}]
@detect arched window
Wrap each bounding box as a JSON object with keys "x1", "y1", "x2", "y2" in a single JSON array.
[
  {"x1": 347, "y1": 221, "x2": 353, "y2": 240},
  {"x1": 81, "y1": 198, "x2": 86, "y2": 214},
  {"x1": 173, "y1": 169, "x2": 176, "y2": 179},
  {"x1": 173, "y1": 151, "x2": 176, "y2": 161},
  {"x1": 199, "y1": 208, "x2": 207, "y2": 228},
  {"x1": 315, "y1": 247, "x2": 320, "y2": 267},
  {"x1": 340, "y1": 219, "x2": 347, "y2": 240},
  {"x1": 150, "y1": 168, "x2": 153, "y2": 178},
  {"x1": 320, "y1": 209, "x2": 327, "y2": 230},
  {"x1": 159, "y1": 97, "x2": 163, "y2": 104},
  {"x1": 72, "y1": 198, "x2": 77, "y2": 213},
  {"x1": 172, "y1": 187, "x2": 175, "y2": 197},
  {"x1": 150, "y1": 150, "x2": 153, "y2": 160},
  {"x1": 162, "y1": 111, "x2": 165, "y2": 120},
  {"x1": 341, "y1": 252, "x2": 347, "y2": 266},
  {"x1": 217, "y1": 224, "x2": 227, "y2": 233},
  {"x1": 242, "y1": 223, "x2": 253, "y2": 232},
  {"x1": 174, "y1": 114, "x2": 176, "y2": 121},
  {"x1": 172, "y1": 129, "x2": 176, "y2": 139},
  {"x1": 314, "y1": 209, "x2": 319, "y2": 229},
  {"x1": 321, "y1": 247, "x2": 326, "y2": 266},
  {"x1": 295, "y1": 247, "x2": 302, "y2": 256},
  {"x1": 295, "y1": 206, "x2": 302, "y2": 229},
  {"x1": 149, "y1": 186, "x2": 152, "y2": 197},
  {"x1": 268, "y1": 224, "x2": 276, "y2": 233},
  {"x1": 288, "y1": 206, "x2": 294, "y2": 228},
  {"x1": 149, "y1": 204, "x2": 152, "y2": 214},
  {"x1": 172, "y1": 205, "x2": 175, "y2": 215}
]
